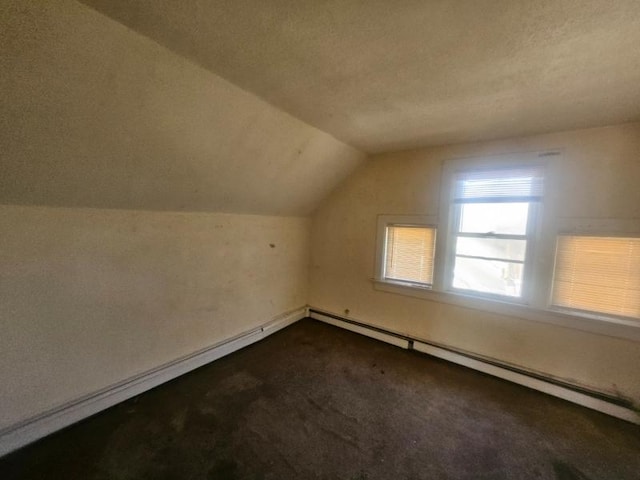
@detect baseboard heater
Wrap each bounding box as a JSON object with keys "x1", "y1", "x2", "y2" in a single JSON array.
[
  {"x1": 0, "y1": 307, "x2": 307, "y2": 457},
  {"x1": 308, "y1": 308, "x2": 639, "y2": 425}
]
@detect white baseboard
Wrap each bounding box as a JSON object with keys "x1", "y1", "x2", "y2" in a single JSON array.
[
  {"x1": 412, "y1": 341, "x2": 639, "y2": 424},
  {"x1": 0, "y1": 307, "x2": 306, "y2": 457},
  {"x1": 309, "y1": 308, "x2": 639, "y2": 425},
  {"x1": 311, "y1": 311, "x2": 410, "y2": 349}
]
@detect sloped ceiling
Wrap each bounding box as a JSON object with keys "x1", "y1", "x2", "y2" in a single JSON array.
[
  {"x1": 0, "y1": 1, "x2": 364, "y2": 215},
  {"x1": 79, "y1": 0, "x2": 640, "y2": 153}
]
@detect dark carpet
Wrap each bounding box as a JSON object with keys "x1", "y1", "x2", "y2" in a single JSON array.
[{"x1": 1, "y1": 318, "x2": 639, "y2": 479}]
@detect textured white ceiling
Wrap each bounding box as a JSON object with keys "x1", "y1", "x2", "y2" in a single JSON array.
[{"x1": 81, "y1": 0, "x2": 640, "y2": 152}]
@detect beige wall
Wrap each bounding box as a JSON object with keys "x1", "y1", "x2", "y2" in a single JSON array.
[
  {"x1": 310, "y1": 123, "x2": 640, "y2": 403},
  {"x1": 0, "y1": 205, "x2": 309, "y2": 430},
  {"x1": 0, "y1": 0, "x2": 364, "y2": 215},
  {"x1": 0, "y1": 1, "x2": 362, "y2": 431}
]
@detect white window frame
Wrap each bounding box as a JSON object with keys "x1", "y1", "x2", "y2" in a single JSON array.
[
  {"x1": 434, "y1": 154, "x2": 551, "y2": 305},
  {"x1": 372, "y1": 152, "x2": 640, "y2": 342},
  {"x1": 442, "y1": 170, "x2": 542, "y2": 304},
  {"x1": 374, "y1": 215, "x2": 438, "y2": 290}
]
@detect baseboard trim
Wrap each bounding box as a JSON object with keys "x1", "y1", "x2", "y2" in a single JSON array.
[
  {"x1": 310, "y1": 309, "x2": 411, "y2": 349},
  {"x1": 309, "y1": 308, "x2": 639, "y2": 425},
  {"x1": 0, "y1": 307, "x2": 306, "y2": 457}
]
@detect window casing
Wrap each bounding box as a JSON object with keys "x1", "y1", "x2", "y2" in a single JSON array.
[
  {"x1": 384, "y1": 225, "x2": 436, "y2": 286},
  {"x1": 375, "y1": 215, "x2": 437, "y2": 289},
  {"x1": 445, "y1": 167, "x2": 543, "y2": 302}
]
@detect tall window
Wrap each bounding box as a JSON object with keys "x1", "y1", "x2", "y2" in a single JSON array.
[{"x1": 447, "y1": 166, "x2": 544, "y2": 300}]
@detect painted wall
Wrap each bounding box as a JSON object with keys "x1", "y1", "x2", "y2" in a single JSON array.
[
  {"x1": 0, "y1": 0, "x2": 364, "y2": 214},
  {"x1": 0, "y1": 205, "x2": 309, "y2": 430},
  {"x1": 310, "y1": 122, "x2": 640, "y2": 403},
  {"x1": 0, "y1": 1, "x2": 362, "y2": 431}
]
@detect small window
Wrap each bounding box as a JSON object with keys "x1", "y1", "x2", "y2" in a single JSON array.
[
  {"x1": 383, "y1": 224, "x2": 436, "y2": 286},
  {"x1": 551, "y1": 235, "x2": 640, "y2": 319},
  {"x1": 447, "y1": 166, "x2": 544, "y2": 300}
]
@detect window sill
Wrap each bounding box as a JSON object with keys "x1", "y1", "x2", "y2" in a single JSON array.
[{"x1": 371, "y1": 278, "x2": 640, "y2": 342}]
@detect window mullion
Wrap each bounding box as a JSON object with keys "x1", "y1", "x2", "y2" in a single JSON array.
[
  {"x1": 454, "y1": 253, "x2": 525, "y2": 264},
  {"x1": 456, "y1": 232, "x2": 527, "y2": 241}
]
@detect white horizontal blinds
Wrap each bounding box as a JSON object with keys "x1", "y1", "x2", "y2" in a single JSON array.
[
  {"x1": 552, "y1": 236, "x2": 640, "y2": 319},
  {"x1": 385, "y1": 226, "x2": 436, "y2": 285},
  {"x1": 454, "y1": 166, "x2": 544, "y2": 202}
]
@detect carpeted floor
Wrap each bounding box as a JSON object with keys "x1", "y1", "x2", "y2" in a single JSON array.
[{"x1": 1, "y1": 318, "x2": 639, "y2": 479}]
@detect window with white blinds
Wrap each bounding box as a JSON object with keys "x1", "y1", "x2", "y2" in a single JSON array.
[
  {"x1": 384, "y1": 225, "x2": 436, "y2": 286},
  {"x1": 448, "y1": 166, "x2": 543, "y2": 300},
  {"x1": 552, "y1": 235, "x2": 640, "y2": 319},
  {"x1": 453, "y1": 166, "x2": 544, "y2": 203}
]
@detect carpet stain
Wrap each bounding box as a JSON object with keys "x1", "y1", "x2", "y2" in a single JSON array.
[
  {"x1": 552, "y1": 460, "x2": 593, "y2": 480},
  {"x1": 208, "y1": 370, "x2": 262, "y2": 397},
  {"x1": 208, "y1": 458, "x2": 238, "y2": 479},
  {"x1": 170, "y1": 407, "x2": 188, "y2": 432},
  {"x1": 349, "y1": 471, "x2": 369, "y2": 480}
]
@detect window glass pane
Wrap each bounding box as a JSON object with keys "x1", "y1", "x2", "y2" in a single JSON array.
[
  {"x1": 459, "y1": 203, "x2": 529, "y2": 235},
  {"x1": 452, "y1": 256, "x2": 523, "y2": 297},
  {"x1": 552, "y1": 236, "x2": 640, "y2": 318},
  {"x1": 385, "y1": 226, "x2": 436, "y2": 285},
  {"x1": 456, "y1": 237, "x2": 527, "y2": 261}
]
